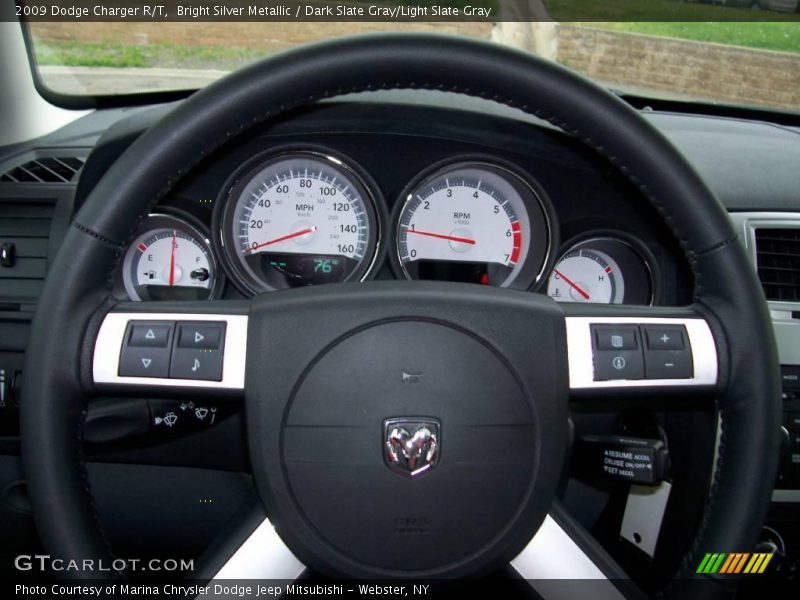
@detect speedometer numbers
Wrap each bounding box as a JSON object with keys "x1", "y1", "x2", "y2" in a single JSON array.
[
  {"x1": 217, "y1": 151, "x2": 383, "y2": 293},
  {"x1": 394, "y1": 162, "x2": 554, "y2": 289}
]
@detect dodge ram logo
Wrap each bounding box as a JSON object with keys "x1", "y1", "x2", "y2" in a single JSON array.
[{"x1": 383, "y1": 418, "x2": 440, "y2": 479}]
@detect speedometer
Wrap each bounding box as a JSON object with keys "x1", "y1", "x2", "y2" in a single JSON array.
[
  {"x1": 393, "y1": 161, "x2": 555, "y2": 289},
  {"x1": 216, "y1": 150, "x2": 383, "y2": 293}
]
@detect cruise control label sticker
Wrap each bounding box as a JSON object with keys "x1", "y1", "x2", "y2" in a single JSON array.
[{"x1": 603, "y1": 448, "x2": 654, "y2": 481}]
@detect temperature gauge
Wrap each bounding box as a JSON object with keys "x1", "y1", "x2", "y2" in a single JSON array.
[
  {"x1": 548, "y1": 248, "x2": 624, "y2": 304},
  {"x1": 121, "y1": 214, "x2": 221, "y2": 301},
  {"x1": 547, "y1": 236, "x2": 655, "y2": 305}
]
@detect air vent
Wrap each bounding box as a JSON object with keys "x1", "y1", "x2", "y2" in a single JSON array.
[
  {"x1": 0, "y1": 156, "x2": 84, "y2": 183},
  {"x1": 0, "y1": 200, "x2": 54, "y2": 302},
  {"x1": 755, "y1": 228, "x2": 800, "y2": 303}
]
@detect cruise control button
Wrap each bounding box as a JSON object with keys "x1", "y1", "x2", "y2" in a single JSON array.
[
  {"x1": 644, "y1": 350, "x2": 693, "y2": 379},
  {"x1": 788, "y1": 412, "x2": 800, "y2": 431},
  {"x1": 643, "y1": 326, "x2": 686, "y2": 351},
  {"x1": 594, "y1": 349, "x2": 645, "y2": 381},
  {"x1": 177, "y1": 322, "x2": 225, "y2": 349},
  {"x1": 593, "y1": 325, "x2": 638, "y2": 351},
  {"x1": 128, "y1": 322, "x2": 172, "y2": 347},
  {"x1": 170, "y1": 348, "x2": 223, "y2": 381},
  {"x1": 782, "y1": 366, "x2": 800, "y2": 391}
]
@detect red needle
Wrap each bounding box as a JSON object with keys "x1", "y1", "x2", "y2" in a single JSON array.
[
  {"x1": 403, "y1": 227, "x2": 475, "y2": 245},
  {"x1": 168, "y1": 230, "x2": 176, "y2": 286},
  {"x1": 246, "y1": 226, "x2": 317, "y2": 253},
  {"x1": 554, "y1": 269, "x2": 590, "y2": 300}
]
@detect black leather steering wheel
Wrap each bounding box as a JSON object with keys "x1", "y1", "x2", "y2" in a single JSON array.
[{"x1": 21, "y1": 34, "x2": 781, "y2": 598}]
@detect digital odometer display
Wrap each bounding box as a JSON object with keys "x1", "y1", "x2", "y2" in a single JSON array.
[{"x1": 218, "y1": 151, "x2": 381, "y2": 293}]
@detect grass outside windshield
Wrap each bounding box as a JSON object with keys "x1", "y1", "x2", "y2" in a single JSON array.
[{"x1": 24, "y1": 0, "x2": 800, "y2": 112}]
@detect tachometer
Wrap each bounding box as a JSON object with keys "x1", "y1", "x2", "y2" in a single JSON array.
[
  {"x1": 393, "y1": 161, "x2": 554, "y2": 289},
  {"x1": 121, "y1": 214, "x2": 220, "y2": 301},
  {"x1": 217, "y1": 151, "x2": 383, "y2": 293}
]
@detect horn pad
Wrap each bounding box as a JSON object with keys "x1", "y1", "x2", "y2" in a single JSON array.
[{"x1": 246, "y1": 282, "x2": 568, "y2": 578}]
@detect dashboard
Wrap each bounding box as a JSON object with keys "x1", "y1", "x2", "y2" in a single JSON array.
[
  {"x1": 2, "y1": 91, "x2": 800, "y2": 581},
  {"x1": 99, "y1": 101, "x2": 683, "y2": 308}
]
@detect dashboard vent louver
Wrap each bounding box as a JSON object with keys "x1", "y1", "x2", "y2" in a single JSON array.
[
  {"x1": 0, "y1": 156, "x2": 85, "y2": 183},
  {"x1": 755, "y1": 228, "x2": 800, "y2": 303},
  {"x1": 0, "y1": 200, "x2": 54, "y2": 302}
]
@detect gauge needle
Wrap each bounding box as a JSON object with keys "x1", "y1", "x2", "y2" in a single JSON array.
[
  {"x1": 554, "y1": 269, "x2": 590, "y2": 300},
  {"x1": 246, "y1": 226, "x2": 317, "y2": 253},
  {"x1": 403, "y1": 227, "x2": 475, "y2": 245},
  {"x1": 168, "y1": 230, "x2": 176, "y2": 286}
]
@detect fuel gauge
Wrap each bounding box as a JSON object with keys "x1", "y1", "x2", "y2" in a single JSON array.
[{"x1": 121, "y1": 214, "x2": 221, "y2": 301}]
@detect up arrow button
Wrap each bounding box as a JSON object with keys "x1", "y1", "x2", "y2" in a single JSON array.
[{"x1": 129, "y1": 322, "x2": 171, "y2": 347}]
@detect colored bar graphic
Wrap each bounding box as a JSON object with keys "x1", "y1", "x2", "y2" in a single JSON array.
[{"x1": 697, "y1": 553, "x2": 774, "y2": 574}]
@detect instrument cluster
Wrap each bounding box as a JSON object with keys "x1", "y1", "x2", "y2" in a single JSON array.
[{"x1": 116, "y1": 146, "x2": 657, "y2": 306}]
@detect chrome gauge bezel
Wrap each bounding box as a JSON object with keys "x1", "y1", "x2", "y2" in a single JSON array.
[
  {"x1": 390, "y1": 158, "x2": 557, "y2": 290},
  {"x1": 548, "y1": 233, "x2": 658, "y2": 306},
  {"x1": 213, "y1": 147, "x2": 385, "y2": 295},
  {"x1": 120, "y1": 213, "x2": 223, "y2": 302}
]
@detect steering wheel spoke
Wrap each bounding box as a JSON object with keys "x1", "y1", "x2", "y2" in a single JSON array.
[
  {"x1": 196, "y1": 502, "x2": 307, "y2": 582},
  {"x1": 561, "y1": 304, "x2": 721, "y2": 399},
  {"x1": 511, "y1": 505, "x2": 646, "y2": 600},
  {"x1": 90, "y1": 301, "x2": 248, "y2": 399}
]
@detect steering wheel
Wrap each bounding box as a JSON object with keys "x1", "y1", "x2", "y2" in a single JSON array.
[{"x1": 21, "y1": 34, "x2": 781, "y2": 598}]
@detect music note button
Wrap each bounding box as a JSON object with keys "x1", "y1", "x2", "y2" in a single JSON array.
[{"x1": 169, "y1": 347, "x2": 223, "y2": 381}]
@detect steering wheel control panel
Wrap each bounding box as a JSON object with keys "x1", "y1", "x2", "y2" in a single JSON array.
[
  {"x1": 592, "y1": 324, "x2": 692, "y2": 381},
  {"x1": 93, "y1": 313, "x2": 248, "y2": 390},
  {"x1": 565, "y1": 317, "x2": 718, "y2": 389},
  {"x1": 119, "y1": 320, "x2": 226, "y2": 381}
]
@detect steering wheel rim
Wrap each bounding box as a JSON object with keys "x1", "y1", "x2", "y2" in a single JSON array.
[{"x1": 21, "y1": 33, "x2": 781, "y2": 595}]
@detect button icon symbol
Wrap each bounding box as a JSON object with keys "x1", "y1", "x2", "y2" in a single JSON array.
[
  {"x1": 660, "y1": 334, "x2": 670, "y2": 344},
  {"x1": 141, "y1": 358, "x2": 152, "y2": 369},
  {"x1": 195, "y1": 407, "x2": 208, "y2": 420},
  {"x1": 194, "y1": 331, "x2": 204, "y2": 344},
  {"x1": 191, "y1": 358, "x2": 200, "y2": 372},
  {"x1": 402, "y1": 371, "x2": 423, "y2": 384},
  {"x1": 611, "y1": 334, "x2": 623, "y2": 349},
  {"x1": 612, "y1": 356, "x2": 626, "y2": 370},
  {"x1": 154, "y1": 412, "x2": 178, "y2": 427},
  {"x1": 145, "y1": 329, "x2": 156, "y2": 340}
]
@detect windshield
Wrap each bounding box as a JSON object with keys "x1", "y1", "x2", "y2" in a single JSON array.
[{"x1": 25, "y1": 1, "x2": 800, "y2": 112}]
